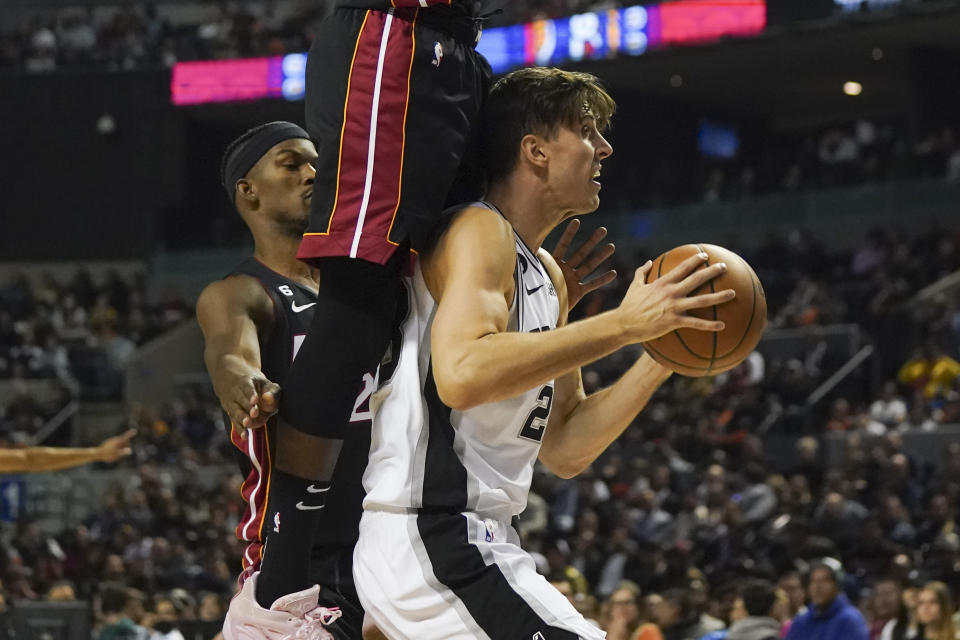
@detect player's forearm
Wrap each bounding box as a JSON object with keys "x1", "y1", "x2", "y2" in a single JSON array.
[
  {"x1": 540, "y1": 354, "x2": 671, "y2": 478},
  {"x1": 0, "y1": 447, "x2": 104, "y2": 473},
  {"x1": 435, "y1": 310, "x2": 629, "y2": 410},
  {"x1": 203, "y1": 333, "x2": 262, "y2": 390}
]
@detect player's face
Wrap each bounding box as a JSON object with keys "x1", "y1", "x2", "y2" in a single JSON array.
[
  {"x1": 545, "y1": 114, "x2": 612, "y2": 215},
  {"x1": 254, "y1": 138, "x2": 318, "y2": 236}
]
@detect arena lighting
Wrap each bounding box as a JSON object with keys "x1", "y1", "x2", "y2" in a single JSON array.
[
  {"x1": 843, "y1": 81, "x2": 863, "y2": 96},
  {"x1": 171, "y1": 0, "x2": 766, "y2": 106}
]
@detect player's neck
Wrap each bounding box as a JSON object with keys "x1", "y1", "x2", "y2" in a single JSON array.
[
  {"x1": 485, "y1": 180, "x2": 559, "y2": 252},
  {"x1": 253, "y1": 235, "x2": 318, "y2": 291}
]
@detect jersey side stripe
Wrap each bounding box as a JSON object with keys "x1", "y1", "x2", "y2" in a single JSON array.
[{"x1": 420, "y1": 362, "x2": 468, "y2": 511}]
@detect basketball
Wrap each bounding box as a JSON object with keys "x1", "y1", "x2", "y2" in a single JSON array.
[{"x1": 642, "y1": 244, "x2": 767, "y2": 377}]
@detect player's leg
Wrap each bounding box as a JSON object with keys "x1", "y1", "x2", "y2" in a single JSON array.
[
  {"x1": 354, "y1": 510, "x2": 602, "y2": 640},
  {"x1": 256, "y1": 6, "x2": 489, "y2": 610}
]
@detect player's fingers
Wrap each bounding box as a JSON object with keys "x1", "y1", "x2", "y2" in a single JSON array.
[
  {"x1": 578, "y1": 242, "x2": 615, "y2": 276},
  {"x1": 635, "y1": 260, "x2": 653, "y2": 283},
  {"x1": 676, "y1": 262, "x2": 727, "y2": 295},
  {"x1": 581, "y1": 270, "x2": 618, "y2": 295},
  {"x1": 259, "y1": 383, "x2": 282, "y2": 414},
  {"x1": 678, "y1": 316, "x2": 726, "y2": 332},
  {"x1": 552, "y1": 219, "x2": 580, "y2": 261},
  {"x1": 660, "y1": 252, "x2": 710, "y2": 284},
  {"x1": 677, "y1": 289, "x2": 736, "y2": 311},
  {"x1": 568, "y1": 227, "x2": 609, "y2": 268}
]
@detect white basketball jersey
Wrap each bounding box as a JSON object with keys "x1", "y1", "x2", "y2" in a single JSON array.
[{"x1": 363, "y1": 203, "x2": 560, "y2": 522}]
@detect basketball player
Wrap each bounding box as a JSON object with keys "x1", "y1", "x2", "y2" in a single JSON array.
[
  {"x1": 249, "y1": 0, "x2": 499, "y2": 616},
  {"x1": 196, "y1": 122, "x2": 375, "y2": 639},
  {"x1": 352, "y1": 67, "x2": 736, "y2": 639},
  {"x1": 200, "y1": 121, "x2": 617, "y2": 638}
]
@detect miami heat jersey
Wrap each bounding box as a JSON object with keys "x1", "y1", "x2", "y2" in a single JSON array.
[
  {"x1": 363, "y1": 203, "x2": 560, "y2": 523},
  {"x1": 225, "y1": 258, "x2": 375, "y2": 578}
]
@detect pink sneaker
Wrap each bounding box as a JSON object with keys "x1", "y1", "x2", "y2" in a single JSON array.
[{"x1": 223, "y1": 571, "x2": 343, "y2": 640}]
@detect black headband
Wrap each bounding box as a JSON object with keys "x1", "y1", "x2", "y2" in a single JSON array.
[{"x1": 222, "y1": 121, "x2": 311, "y2": 201}]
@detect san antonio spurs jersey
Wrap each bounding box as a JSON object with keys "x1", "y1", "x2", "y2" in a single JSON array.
[{"x1": 363, "y1": 204, "x2": 560, "y2": 522}]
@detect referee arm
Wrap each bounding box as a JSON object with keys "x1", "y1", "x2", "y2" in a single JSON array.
[
  {"x1": 196, "y1": 275, "x2": 278, "y2": 430},
  {"x1": 0, "y1": 429, "x2": 134, "y2": 473}
]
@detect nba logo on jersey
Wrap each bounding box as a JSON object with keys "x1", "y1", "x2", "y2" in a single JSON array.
[
  {"x1": 432, "y1": 41, "x2": 443, "y2": 67},
  {"x1": 484, "y1": 522, "x2": 494, "y2": 542},
  {"x1": 273, "y1": 511, "x2": 280, "y2": 533}
]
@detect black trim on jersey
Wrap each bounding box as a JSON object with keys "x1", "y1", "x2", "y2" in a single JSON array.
[
  {"x1": 415, "y1": 512, "x2": 579, "y2": 640},
  {"x1": 421, "y1": 362, "x2": 469, "y2": 511}
]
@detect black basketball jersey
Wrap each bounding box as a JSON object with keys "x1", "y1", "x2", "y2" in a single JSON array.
[{"x1": 224, "y1": 257, "x2": 374, "y2": 583}]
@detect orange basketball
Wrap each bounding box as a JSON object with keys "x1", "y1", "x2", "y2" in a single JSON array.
[{"x1": 642, "y1": 243, "x2": 767, "y2": 377}]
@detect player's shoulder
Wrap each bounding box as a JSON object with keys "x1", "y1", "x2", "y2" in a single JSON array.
[
  {"x1": 197, "y1": 271, "x2": 275, "y2": 319},
  {"x1": 433, "y1": 203, "x2": 516, "y2": 259}
]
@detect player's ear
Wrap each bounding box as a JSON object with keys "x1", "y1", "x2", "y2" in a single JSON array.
[
  {"x1": 236, "y1": 179, "x2": 256, "y2": 203},
  {"x1": 520, "y1": 134, "x2": 548, "y2": 168}
]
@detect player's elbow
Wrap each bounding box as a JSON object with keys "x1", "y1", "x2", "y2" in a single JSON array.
[
  {"x1": 434, "y1": 375, "x2": 480, "y2": 412},
  {"x1": 433, "y1": 363, "x2": 488, "y2": 411},
  {"x1": 539, "y1": 449, "x2": 591, "y2": 479}
]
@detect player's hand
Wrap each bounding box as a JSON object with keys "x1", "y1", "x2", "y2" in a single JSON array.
[
  {"x1": 96, "y1": 429, "x2": 135, "y2": 463},
  {"x1": 551, "y1": 219, "x2": 617, "y2": 312},
  {"x1": 616, "y1": 252, "x2": 735, "y2": 343},
  {"x1": 213, "y1": 355, "x2": 281, "y2": 431}
]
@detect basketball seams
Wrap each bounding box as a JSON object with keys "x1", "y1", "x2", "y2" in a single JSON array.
[
  {"x1": 644, "y1": 244, "x2": 765, "y2": 377},
  {"x1": 667, "y1": 244, "x2": 718, "y2": 368}
]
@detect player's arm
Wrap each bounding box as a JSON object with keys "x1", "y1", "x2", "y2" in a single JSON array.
[
  {"x1": 536, "y1": 252, "x2": 672, "y2": 478},
  {"x1": 0, "y1": 429, "x2": 134, "y2": 473},
  {"x1": 196, "y1": 276, "x2": 279, "y2": 429},
  {"x1": 426, "y1": 207, "x2": 727, "y2": 411}
]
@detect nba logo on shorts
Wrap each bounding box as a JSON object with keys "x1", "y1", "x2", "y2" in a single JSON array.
[
  {"x1": 273, "y1": 511, "x2": 281, "y2": 533},
  {"x1": 532, "y1": 633, "x2": 546, "y2": 640},
  {"x1": 432, "y1": 42, "x2": 443, "y2": 67}
]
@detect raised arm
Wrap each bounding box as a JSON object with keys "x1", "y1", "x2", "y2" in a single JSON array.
[
  {"x1": 425, "y1": 207, "x2": 730, "y2": 411},
  {"x1": 196, "y1": 275, "x2": 278, "y2": 429}
]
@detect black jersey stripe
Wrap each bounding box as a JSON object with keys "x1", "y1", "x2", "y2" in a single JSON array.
[
  {"x1": 420, "y1": 360, "x2": 469, "y2": 511},
  {"x1": 415, "y1": 512, "x2": 579, "y2": 640}
]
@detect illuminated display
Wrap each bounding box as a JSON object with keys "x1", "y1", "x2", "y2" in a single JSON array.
[{"x1": 171, "y1": 1, "x2": 765, "y2": 105}]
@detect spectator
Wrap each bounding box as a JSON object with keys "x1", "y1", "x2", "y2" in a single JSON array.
[
  {"x1": 872, "y1": 578, "x2": 907, "y2": 640},
  {"x1": 725, "y1": 580, "x2": 782, "y2": 640},
  {"x1": 650, "y1": 589, "x2": 712, "y2": 640},
  {"x1": 785, "y1": 559, "x2": 869, "y2": 640},
  {"x1": 915, "y1": 582, "x2": 958, "y2": 640},
  {"x1": 605, "y1": 581, "x2": 661, "y2": 640},
  {"x1": 97, "y1": 582, "x2": 149, "y2": 640}
]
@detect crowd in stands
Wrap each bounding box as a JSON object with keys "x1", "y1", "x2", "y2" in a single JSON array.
[
  {"x1": 0, "y1": 268, "x2": 189, "y2": 445},
  {"x1": 0, "y1": 1, "x2": 615, "y2": 73},
  {"x1": 0, "y1": 223, "x2": 956, "y2": 638},
  {"x1": 689, "y1": 122, "x2": 960, "y2": 210}
]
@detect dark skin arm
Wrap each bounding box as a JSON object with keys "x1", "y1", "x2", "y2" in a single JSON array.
[{"x1": 196, "y1": 275, "x2": 280, "y2": 431}]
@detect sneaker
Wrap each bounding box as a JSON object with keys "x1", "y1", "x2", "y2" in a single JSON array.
[{"x1": 223, "y1": 571, "x2": 342, "y2": 640}]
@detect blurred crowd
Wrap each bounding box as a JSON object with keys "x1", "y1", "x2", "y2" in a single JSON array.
[
  {"x1": 0, "y1": 268, "x2": 189, "y2": 445},
  {"x1": 691, "y1": 122, "x2": 960, "y2": 209},
  {"x1": 0, "y1": 0, "x2": 611, "y2": 74},
  {"x1": 0, "y1": 223, "x2": 956, "y2": 638},
  {"x1": 0, "y1": 463, "x2": 241, "y2": 639}
]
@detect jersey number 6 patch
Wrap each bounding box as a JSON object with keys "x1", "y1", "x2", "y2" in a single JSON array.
[{"x1": 518, "y1": 386, "x2": 553, "y2": 443}]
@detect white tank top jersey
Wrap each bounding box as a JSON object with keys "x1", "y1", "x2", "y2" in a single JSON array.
[{"x1": 363, "y1": 202, "x2": 561, "y2": 523}]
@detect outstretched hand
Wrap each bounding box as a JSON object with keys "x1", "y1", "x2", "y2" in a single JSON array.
[
  {"x1": 214, "y1": 356, "x2": 281, "y2": 433},
  {"x1": 550, "y1": 219, "x2": 618, "y2": 313},
  {"x1": 96, "y1": 429, "x2": 135, "y2": 463}
]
